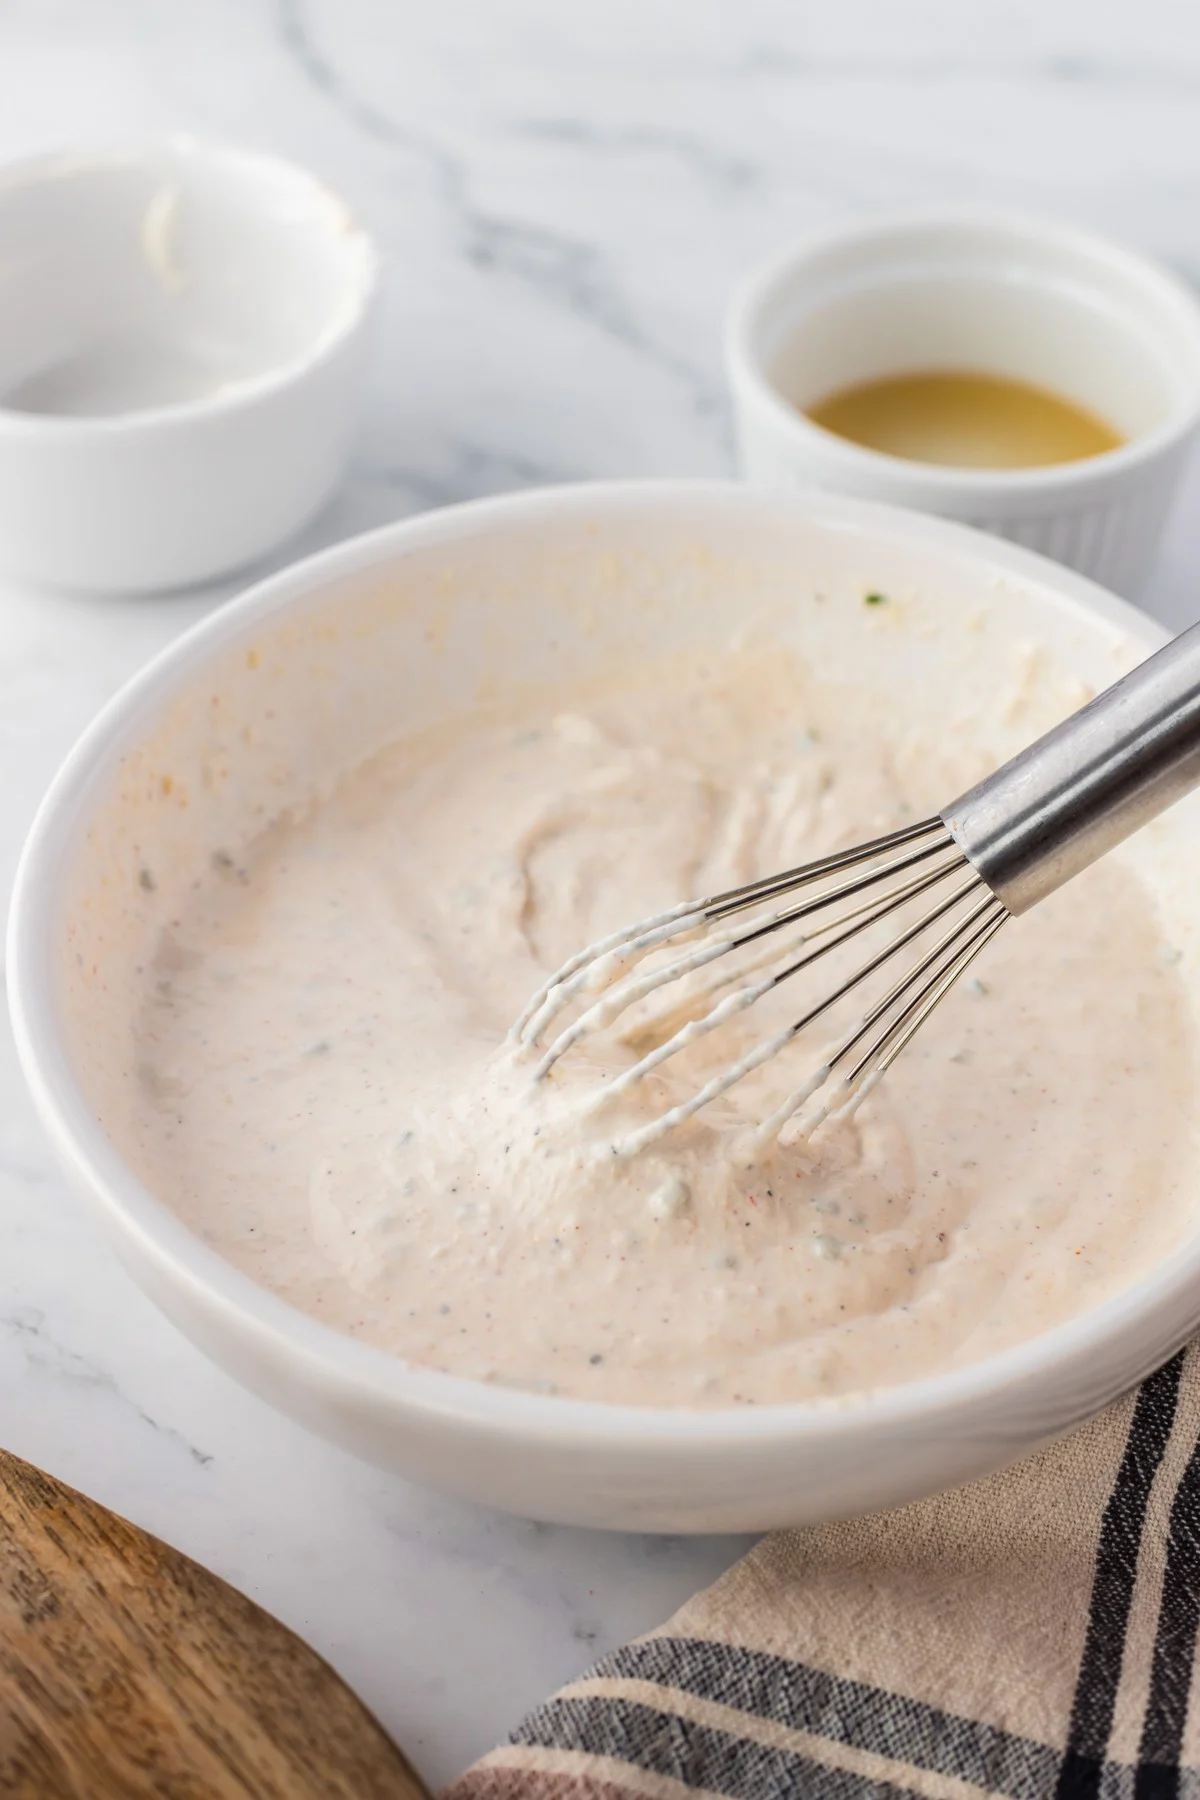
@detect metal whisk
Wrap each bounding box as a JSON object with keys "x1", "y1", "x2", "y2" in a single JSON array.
[{"x1": 511, "y1": 618, "x2": 1200, "y2": 1154}]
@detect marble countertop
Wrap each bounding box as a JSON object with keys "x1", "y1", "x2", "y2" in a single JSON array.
[{"x1": 3, "y1": 1, "x2": 1200, "y2": 1786}]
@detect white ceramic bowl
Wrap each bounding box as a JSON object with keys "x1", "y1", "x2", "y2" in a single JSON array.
[
  {"x1": 11, "y1": 482, "x2": 1200, "y2": 1533},
  {"x1": 0, "y1": 138, "x2": 378, "y2": 593},
  {"x1": 727, "y1": 209, "x2": 1200, "y2": 599}
]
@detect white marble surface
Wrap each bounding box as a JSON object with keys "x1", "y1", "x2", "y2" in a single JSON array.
[{"x1": 3, "y1": 1, "x2": 1200, "y2": 1786}]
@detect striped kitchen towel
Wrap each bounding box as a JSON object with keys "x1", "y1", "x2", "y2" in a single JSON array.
[{"x1": 447, "y1": 1344, "x2": 1200, "y2": 1799}]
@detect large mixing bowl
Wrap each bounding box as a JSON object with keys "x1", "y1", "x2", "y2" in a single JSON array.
[{"x1": 10, "y1": 483, "x2": 1200, "y2": 1532}]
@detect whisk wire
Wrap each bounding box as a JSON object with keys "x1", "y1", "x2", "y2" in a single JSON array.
[
  {"x1": 727, "y1": 840, "x2": 965, "y2": 950},
  {"x1": 702, "y1": 816, "x2": 949, "y2": 923},
  {"x1": 806, "y1": 908, "x2": 1008, "y2": 1137},
  {"x1": 518, "y1": 817, "x2": 958, "y2": 1054},
  {"x1": 534, "y1": 848, "x2": 967, "y2": 1083},
  {"x1": 606, "y1": 853, "x2": 977, "y2": 1064},
  {"x1": 849, "y1": 908, "x2": 1007, "y2": 1089},
  {"x1": 512, "y1": 815, "x2": 1011, "y2": 1153},
  {"x1": 752, "y1": 903, "x2": 1007, "y2": 1147},
  {"x1": 829, "y1": 893, "x2": 1005, "y2": 1084},
  {"x1": 859, "y1": 914, "x2": 1007, "y2": 1080},
  {"x1": 595, "y1": 870, "x2": 992, "y2": 1156}
]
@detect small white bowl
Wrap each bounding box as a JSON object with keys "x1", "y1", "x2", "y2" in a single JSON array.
[
  {"x1": 726, "y1": 209, "x2": 1200, "y2": 598},
  {"x1": 0, "y1": 139, "x2": 378, "y2": 594},
  {"x1": 12, "y1": 484, "x2": 1200, "y2": 1533}
]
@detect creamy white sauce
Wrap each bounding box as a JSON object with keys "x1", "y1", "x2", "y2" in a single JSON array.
[{"x1": 130, "y1": 646, "x2": 1197, "y2": 1407}]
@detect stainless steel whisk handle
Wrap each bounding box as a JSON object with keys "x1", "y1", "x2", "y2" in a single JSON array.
[{"x1": 943, "y1": 619, "x2": 1200, "y2": 915}]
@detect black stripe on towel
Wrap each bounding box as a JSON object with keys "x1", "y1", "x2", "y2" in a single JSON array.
[
  {"x1": 592, "y1": 1636, "x2": 1059, "y2": 1798},
  {"x1": 1056, "y1": 1351, "x2": 1186, "y2": 1800},
  {"x1": 513, "y1": 1693, "x2": 927, "y2": 1800},
  {"x1": 1133, "y1": 1425, "x2": 1200, "y2": 1798}
]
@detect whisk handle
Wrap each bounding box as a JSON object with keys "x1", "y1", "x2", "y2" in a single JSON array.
[{"x1": 942, "y1": 618, "x2": 1200, "y2": 915}]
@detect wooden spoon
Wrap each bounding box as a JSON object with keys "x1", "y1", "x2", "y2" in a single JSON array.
[{"x1": 0, "y1": 1446, "x2": 431, "y2": 1798}]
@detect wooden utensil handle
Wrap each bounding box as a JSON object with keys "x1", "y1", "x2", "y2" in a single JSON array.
[{"x1": 0, "y1": 1447, "x2": 429, "y2": 1799}]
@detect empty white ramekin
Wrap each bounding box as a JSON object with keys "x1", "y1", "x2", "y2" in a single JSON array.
[
  {"x1": 726, "y1": 209, "x2": 1200, "y2": 598},
  {"x1": 0, "y1": 139, "x2": 378, "y2": 593},
  {"x1": 11, "y1": 482, "x2": 1200, "y2": 1532}
]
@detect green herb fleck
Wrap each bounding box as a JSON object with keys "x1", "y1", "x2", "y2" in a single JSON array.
[{"x1": 864, "y1": 591, "x2": 889, "y2": 607}]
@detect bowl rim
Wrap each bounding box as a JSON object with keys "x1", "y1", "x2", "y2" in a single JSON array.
[
  {"x1": 725, "y1": 203, "x2": 1200, "y2": 497},
  {"x1": 0, "y1": 134, "x2": 380, "y2": 438},
  {"x1": 10, "y1": 477, "x2": 1200, "y2": 1452}
]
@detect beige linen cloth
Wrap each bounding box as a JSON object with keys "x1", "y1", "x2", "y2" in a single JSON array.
[{"x1": 447, "y1": 1344, "x2": 1200, "y2": 1800}]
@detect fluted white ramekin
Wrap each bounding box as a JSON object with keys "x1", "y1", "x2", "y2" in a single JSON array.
[{"x1": 726, "y1": 209, "x2": 1200, "y2": 598}]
